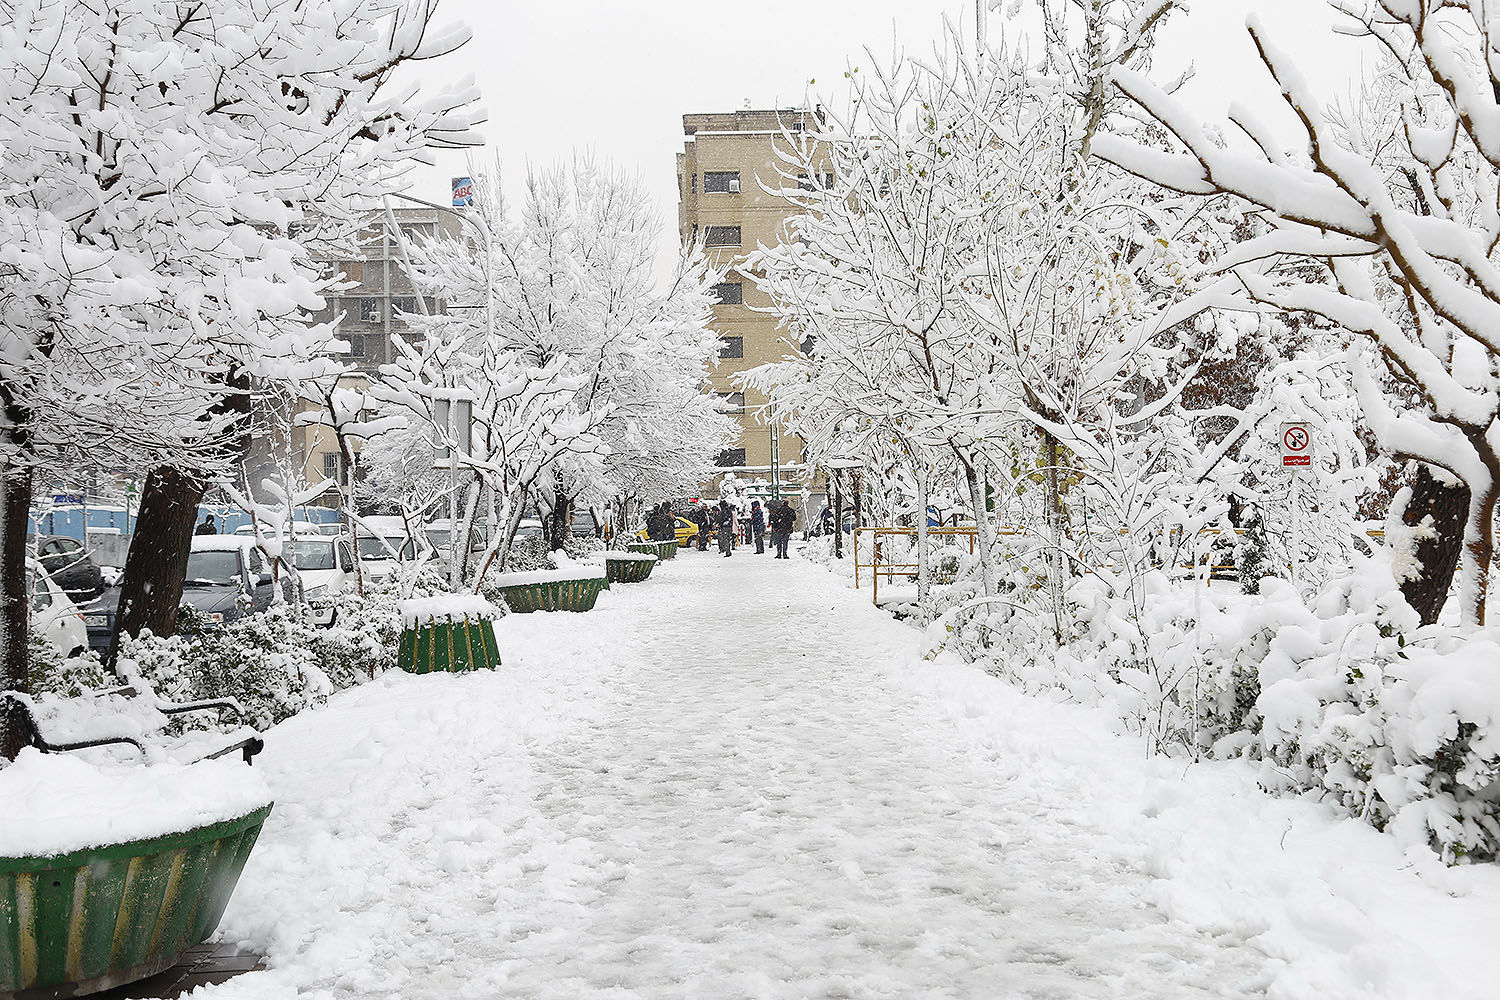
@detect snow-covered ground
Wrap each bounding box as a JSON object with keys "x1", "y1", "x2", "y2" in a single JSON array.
[{"x1": 198, "y1": 548, "x2": 1498, "y2": 999}]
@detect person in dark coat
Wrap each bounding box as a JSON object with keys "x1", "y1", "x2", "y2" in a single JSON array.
[
  {"x1": 751, "y1": 500, "x2": 766, "y2": 554},
  {"x1": 769, "y1": 501, "x2": 796, "y2": 558},
  {"x1": 717, "y1": 500, "x2": 734, "y2": 556},
  {"x1": 195, "y1": 514, "x2": 217, "y2": 535},
  {"x1": 693, "y1": 504, "x2": 710, "y2": 550}
]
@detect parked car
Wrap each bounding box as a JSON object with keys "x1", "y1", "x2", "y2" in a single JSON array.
[
  {"x1": 287, "y1": 536, "x2": 354, "y2": 602},
  {"x1": 355, "y1": 533, "x2": 417, "y2": 580},
  {"x1": 422, "y1": 519, "x2": 488, "y2": 570},
  {"x1": 634, "y1": 516, "x2": 700, "y2": 547},
  {"x1": 81, "y1": 586, "x2": 119, "y2": 657},
  {"x1": 233, "y1": 520, "x2": 329, "y2": 538},
  {"x1": 31, "y1": 564, "x2": 87, "y2": 659},
  {"x1": 570, "y1": 509, "x2": 601, "y2": 538},
  {"x1": 514, "y1": 518, "x2": 545, "y2": 542},
  {"x1": 179, "y1": 536, "x2": 285, "y2": 625},
  {"x1": 35, "y1": 535, "x2": 105, "y2": 601}
]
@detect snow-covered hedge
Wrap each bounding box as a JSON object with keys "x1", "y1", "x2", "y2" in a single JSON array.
[
  {"x1": 916, "y1": 548, "x2": 1500, "y2": 862},
  {"x1": 117, "y1": 587, "x2": 404, "y2": 731}
]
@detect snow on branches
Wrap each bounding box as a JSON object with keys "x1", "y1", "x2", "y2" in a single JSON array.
[
  {"x1": 1095, "y1": 1, "x2": 1500, "y2": 624},
  {"x1": 373, "y1": 164, "x2": 734, "y2": 586}
]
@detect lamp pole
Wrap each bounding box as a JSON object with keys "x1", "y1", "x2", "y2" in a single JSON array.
[{"x1": 384, "y1": 190, "x2": 495, "y2": 587}]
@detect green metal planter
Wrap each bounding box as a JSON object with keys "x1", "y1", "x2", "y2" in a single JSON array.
[
  {"x1": 603, "y1": 555, "x2": 657, "y2": 584},
  {"x1": 397, "y1": 615, "x2": 501, "y2": 674},
  {"x1": 628, "y1": 540, "x2": 678, "y2": 560},
  {"x1": 497, "y1": 576, "x2": 608, "y2": 613},
  {"x1": 0, "y1": 804, "x2": 273, "y2": 1000}
]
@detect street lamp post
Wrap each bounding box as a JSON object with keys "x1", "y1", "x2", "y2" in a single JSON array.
[{"x1": 383, "y1": 191, "x2": 496, "y2": 588}]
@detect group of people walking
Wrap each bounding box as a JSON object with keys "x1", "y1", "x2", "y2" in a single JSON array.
[{"x1": 689, "y1": 498, "x2": 797, "y2": 559}]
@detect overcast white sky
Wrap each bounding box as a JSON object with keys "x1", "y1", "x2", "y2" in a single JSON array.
[{"x1": 405, "y1": 1, "x2": 1370, "y2": 282}]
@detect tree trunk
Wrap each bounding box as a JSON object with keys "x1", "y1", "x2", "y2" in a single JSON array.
[
  {"x1": 961, "y1": 451, "x2": 997, "y2": 598},
  {"x1": 0, "y1": 461, "x2": 36, "y2": 760},
  {"x1": 916, "y1": 463, "x2": 931, "y2": 623},
  {"x1": 108, "y1": 466, "x2": 207, "y2": 668},
  {"x1": 1397, "y1": 463, "x2": 1469, "y2": 625},
  {"x1": 833, "y1": 471, "x2": 843, "y2": 560},
  {"x1": 549, "y1": 487, "x2": 570, "y2": 552},
  {"x1": 1044, "y1": 431, "x2": 1066, "y2": 645}
]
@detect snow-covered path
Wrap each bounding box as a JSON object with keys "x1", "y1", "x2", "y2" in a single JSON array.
[
  {"x1": 208, "y1": 549, "x2": 1498, "y2": 1000},
  {"x1": 503, "y1": 556, "x2": 1266, "y2": 998}
]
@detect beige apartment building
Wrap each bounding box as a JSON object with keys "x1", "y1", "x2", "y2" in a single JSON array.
[
  {"x1": 293, "y1": 206, "x2": 462, "y2": 494},
  {"x1": 678, "y1": 107, "x2": 827, "y2": 507}
]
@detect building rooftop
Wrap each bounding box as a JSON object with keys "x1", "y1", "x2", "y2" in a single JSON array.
[{"x1": 683, "y1": 108, "x2": 819, "y2": 135}]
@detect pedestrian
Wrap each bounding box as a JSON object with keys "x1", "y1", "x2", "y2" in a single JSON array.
[
  {"x1": 694, "y1": 504, "x2": 710, "y2": 550},
  {"x1": 717, "y1": 499, "x2": 734, "y2": 557},
  {"x1": 819, "y1": 505, "x2": 833, "y2": 536},
  {"x1": 770, "y1": 501, "x2": 796, "y2": 559},
  {"x1": 195, "y1": 513, "x2": 217, "y2": 535},
  {"x1": 751, "y1": 500, "x2": 766, "y2": 554}
]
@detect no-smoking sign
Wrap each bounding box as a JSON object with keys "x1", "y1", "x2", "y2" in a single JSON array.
[{"x1": 1281, "y1": 422, "x2": 1312, "y2": 468}]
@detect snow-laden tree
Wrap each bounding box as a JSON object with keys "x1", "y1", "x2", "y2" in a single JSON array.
[
  {"x1": 0, "y1": 0, "x2": 480, "y2": 756},
  {"x1": 1094, "y1": 2, "x2": 1500, "y2": 625},
  {"x1": 748, "y1": 2, "x2": 1215, "y2": 632},
  {"x1": 386, "y1": 164, "x2": 734, "y2": 578}
]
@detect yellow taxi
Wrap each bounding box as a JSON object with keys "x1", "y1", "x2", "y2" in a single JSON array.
[{"x1": 635, "y1": 516, "x2": 701, "y2": 546}]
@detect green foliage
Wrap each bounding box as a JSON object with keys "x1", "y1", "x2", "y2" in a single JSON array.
[
  {"x1": 1237, "y1": 505, "x2": 1276, "y2": 596},
  {"x1": 120, "y1": 587, "x2": 402, "y2": 732},
  {"x1": 27, "y1": 633, "x2": 109, "y2": 699}
]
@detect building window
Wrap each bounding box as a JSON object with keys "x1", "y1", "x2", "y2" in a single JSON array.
[
  {"x1": 821, "y1": 172, "x2": 835, "y2": 188},
  {"x1": 704, "y1": 171, "x2": 740, "y2": 194},
  {"x1": 346, "y1": 334, "x2": 366, "y2": 358},
  {"x1": 716, "y1": 391, "x2": 745, "y2": 414},
  {"x1": 705, "y1": 226, "x2": 741, "y2": 247},
  {"x1": 797, "y1": 173, "x2": 813, "y2": 191},
  {"x1": 715, "y1": 448, "x2": 747, "y2": 468},
  {"x1": 391, "y1": 296, "x2": 419, "y2": 317},
  {"x1": 396, "y1": 222, "x2": 435, "y2": 243},
  {"x1": 713, "y1": 282, "x2": 743, "y2": 305},
  {"x1": 719, "y1": 337, "x2": 743, "y2": 359},
  {"x1": 322, "y1": 452, "x2": 340, "y2": 479},
  {"x1": 691, "y1": 174, "x2": 697, "y2": 193},
  {"x1": 359, "y1": 298, "x2": 382, "y2": 323},
  {"x1": 797, "y1": 172, "x2": 834, "y2": 190}
]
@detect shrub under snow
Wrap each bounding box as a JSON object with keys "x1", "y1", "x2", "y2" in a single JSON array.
[
  {"x1": 917, "y1": 549, "x2": 1500, "y2": 862},
  {"x1": 118, "y1": 587, "x2": 405, "y2": 731}
]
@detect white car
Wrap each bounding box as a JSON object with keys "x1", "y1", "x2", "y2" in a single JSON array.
[
  {"x1": 288, "y1": 536, "x2": 354, "y2": 602},
  {"x1": 355, "y1": 533, "x2": 417, "y2": 581},
  {"x1": 31, "y1": 564, "x2": 88, "y2": 658},
  {"x1": 233, "y1": 520, "x2": 329, "y2": 538}
]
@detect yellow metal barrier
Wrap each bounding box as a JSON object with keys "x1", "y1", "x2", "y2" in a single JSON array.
[{"x1": 852, "y1": 525, "x2": 1388, "y2": 604}]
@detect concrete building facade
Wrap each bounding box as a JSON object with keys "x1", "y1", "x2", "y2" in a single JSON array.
[
  {"x1": 677, "y1": 108, "x2": 826, "y2": 505},
  {"x1": 294, "y1": 207, "x2": 463, "y2": 493}
]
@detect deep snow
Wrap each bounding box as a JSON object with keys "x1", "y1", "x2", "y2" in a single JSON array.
[{"x1": 193, "y1": 548, "x2": 1497, "y2": 999}]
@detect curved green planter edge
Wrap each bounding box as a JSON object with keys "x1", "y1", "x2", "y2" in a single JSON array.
[
  {"x1": 497, "y1": 577, "x2": 608, "y2": 613},
  {"x1": 628, "y1": 540, "x2": 678, "y2": 560},
  {"x1": 603, "y1": 558, "x2": 656, "y2": 584},
  {"x1": 397, "y1": 616, "x2": 501, "y2": 674},
  {"x1": 0, "y1": 803, "x2": 273, "y2": 999}
]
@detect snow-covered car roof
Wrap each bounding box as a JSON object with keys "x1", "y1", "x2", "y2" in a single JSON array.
[
  {"x1": 358, "y1": 515, "x2": 411, "y2": 533},
  {"x1": 190, "y1": 536, "x2": 257, "y2": 553}
]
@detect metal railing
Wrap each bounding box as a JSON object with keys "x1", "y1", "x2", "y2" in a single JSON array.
[{"x1": 852, "y1": 524, "x2": 1389, "y2": 606}]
